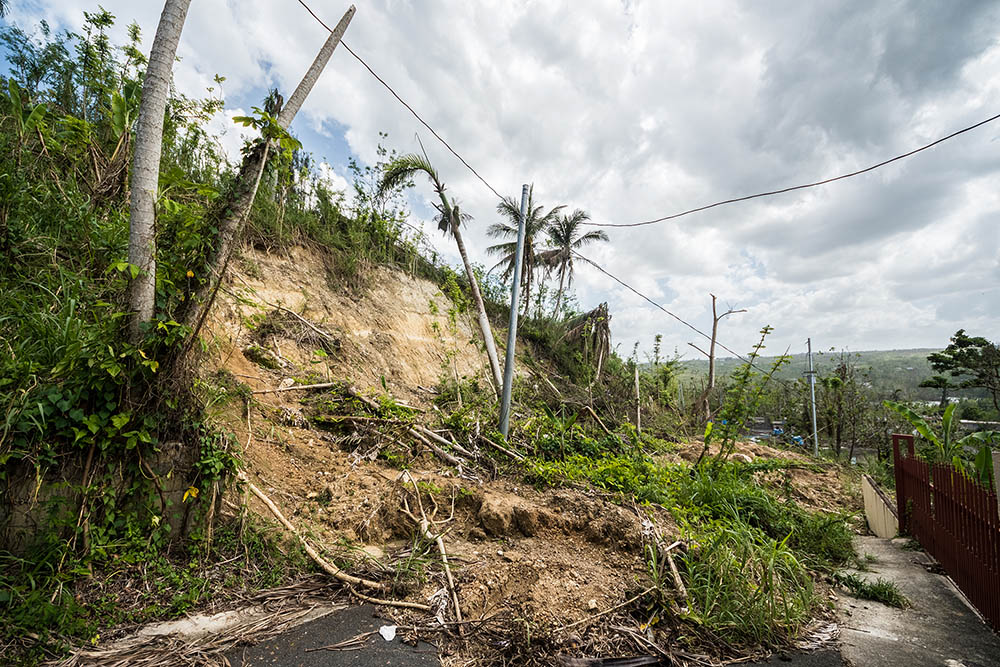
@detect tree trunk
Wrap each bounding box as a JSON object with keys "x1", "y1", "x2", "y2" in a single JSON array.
[
  {"x1": 551, "y1": 262, "x2": 566, "y2": 317},
  {"x1": 705, "y1": 295, "x2": 718, "y2": 421},
  {"x1": 452, "y1": 223, "x2": 504, "y2": 391},
  {"x1": 180, "y1": 6, "x2": 355, "y2": 334},
  {"x1": 127, "y1": 0, "x2": 192, "y2": 341}
]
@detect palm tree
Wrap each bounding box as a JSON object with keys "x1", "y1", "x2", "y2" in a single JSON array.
[
  {"x1": 378, "y1": 155, "x2": 504, "y2": 391},
  {"x1": 538, "y1": 209, "x2": 608, "y2": 317},
  {"x1": 127, "y1": 0, "x2": 192, "y2": 340},
  {"x1": 486, "y1": 185, "x2": 563, "y2": 316}
]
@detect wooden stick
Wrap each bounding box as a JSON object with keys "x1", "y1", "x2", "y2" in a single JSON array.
[
  {"x1": 252, "y1": 381, "x2": 340, "y2": 395},
  {"x1": 411, "y1": 428, "x2": 463, "y2": 467},
  {"x1": 479, "y1": 435, "x2": 525, "y2": 462},
  {"x1": 665, "y1": 549, "x2": 688, "y2": 607},
  {"x1": 582, "y1": 405, "x2": 613, "y2": 436},
  {"x1": 557, "y1": 587, "x2": 655, "y2": 632},
  {"x1": 347, "y1": 586, "x2": 433, "y2": 612},
  {"x1": 239, "y1": 472, "x2": 384, "y2": 591}
]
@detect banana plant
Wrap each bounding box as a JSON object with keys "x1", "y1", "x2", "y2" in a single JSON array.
[
  {"x1": 884, "y1": 400, "x2": 999, "y2": 485},
  {"x1": 4, "y1": 79, "x2": 47, "y2": 143}
]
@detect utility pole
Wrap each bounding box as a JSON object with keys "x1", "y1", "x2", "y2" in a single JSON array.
[
  {"x1": 806, "y1": 338, "x2": 819, "y2": 457},
  {"x1": 499, "y1": 185, "x2": 530, "y2": 438}
]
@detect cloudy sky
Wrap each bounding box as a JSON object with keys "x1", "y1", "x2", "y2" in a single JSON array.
[{"x1": 6, "y1": 0, "x2": 1000, "y2": 362}]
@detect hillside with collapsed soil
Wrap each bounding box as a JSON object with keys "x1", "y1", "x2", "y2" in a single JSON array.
[{"x1": 53, "y1": 245, "x2": 860, "y2": 666}]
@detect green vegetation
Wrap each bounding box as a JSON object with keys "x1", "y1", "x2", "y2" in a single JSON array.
[{"x1": 833, "y1": 572, "x2": 909, "y2": 608}]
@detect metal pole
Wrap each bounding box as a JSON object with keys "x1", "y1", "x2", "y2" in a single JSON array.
[
  {"x1": 806, "y1": 337, "x2": 819, "y2": 457},
  {"x1": 499, "y1": 184, "x2": 530, "y2": 438}
]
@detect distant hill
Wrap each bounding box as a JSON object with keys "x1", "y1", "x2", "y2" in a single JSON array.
[{"x1": 672, "y1": 348, "x2": 971, "y2": 401}]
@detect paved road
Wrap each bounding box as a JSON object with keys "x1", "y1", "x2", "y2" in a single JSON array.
[
  {"x1": 224, "y1": 535, "x2": 1000, "y2": 666},
  {"x1": 222, "y1": 604, "x2": 438, "y2": 667},
  {"x1": 836, "y1": 535, "x2": 1000, "y2": 667}
]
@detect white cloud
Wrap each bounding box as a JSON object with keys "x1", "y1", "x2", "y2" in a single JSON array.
[{"x1": 10, "y1": 0, "x2": 1000, "y2": 357}]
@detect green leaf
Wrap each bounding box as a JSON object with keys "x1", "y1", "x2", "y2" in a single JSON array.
[
  {"x1": 7, "y1": 79, "x2": 22, "y2": 122},
  {"x1": 23, "y1": 102, "x2": 47, "y2": 135},
  {"x1": 973, "y1": 444, "x2": 994, "y2": 486},
  {"x1": 111, "y1": 413, "x2": 130, "y2": 430},
  {"x1": 883, "y1": 401, "x2": 941, "y2": 451}
]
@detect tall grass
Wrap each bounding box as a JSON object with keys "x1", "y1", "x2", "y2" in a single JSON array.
[{"x1": 680, "y1": 521, "x2": 816, "y2": 646}]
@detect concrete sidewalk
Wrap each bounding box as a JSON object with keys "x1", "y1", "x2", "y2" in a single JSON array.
[{"x1": 836, "y1": 535, "x2": 999, "y2": 666}]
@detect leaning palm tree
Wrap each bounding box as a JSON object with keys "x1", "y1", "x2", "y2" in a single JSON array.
[
  {"x1": 539, "y1": 209, "x2": 608, "y2": 317},
  {"x1": 486, "y1": 185, "x2": 563, "y2": 316},
  {"x1": 378, "y1": 155, "x2": 504, "y2": 392}
]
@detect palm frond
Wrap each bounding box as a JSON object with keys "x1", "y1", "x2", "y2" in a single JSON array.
[{"x1": 378, "y1": 153, "x2": 440, "y2": 198}]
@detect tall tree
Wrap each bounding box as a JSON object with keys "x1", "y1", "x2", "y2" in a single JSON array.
[
  {"x1": 928, "y1": 330, "x2": 1000, "y2": 413},
  {"x1": 487, "y1": 185, "x2": 563, "y2": 316},
  {"x1": 919, "y1": 375, "x2": 959, "y2": 408},
  {"x1": 378, "y1": 154, "x2": 504, "y2": 392},
  {"x1": 127, "y1": 0, "x2": 192, "y2": 340},
  {"x1": 537, "y1": 209, "x2": 607, "y2": 317}
]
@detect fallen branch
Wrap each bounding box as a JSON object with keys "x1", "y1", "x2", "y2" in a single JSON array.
[
  {"x1": 556, "y1": 586, "x2": 655, "y2": 632},
  {"x1": 252, "y1": 381, "x2": 340, "y2": 395},
  {"x1": 479, "y1": 434, "x2": 525, "y2": 462},
  {"x1": 239, "y1": 472, "x2": 386, "y2": 591},
  {"x1": 401, "y1": 472, "x2": 463, "y2": 629},
  {"x1": 411, "y1": 428, "x2": 463, "y2": 467},
  {"x1": 346, "y1": 586, "x2": 433, "y2": 613},
  {"x1": 665, "y1": 549, "x2": 688, "y2": 609},
  {"x1": 582, "y1": 405, "x2": 613, "y2": 436}
]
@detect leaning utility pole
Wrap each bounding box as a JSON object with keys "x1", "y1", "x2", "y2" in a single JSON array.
[
  {"x1": 806, "y1": 338, "x2": 819, "y2": 457},
  {"x1": 498, "y1": 185, "x2": 529, "y2": 438}
]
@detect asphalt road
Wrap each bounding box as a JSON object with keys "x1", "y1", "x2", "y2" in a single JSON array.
[{"x1": 222, "y1": 604, "x2": 438, "y2": 667}]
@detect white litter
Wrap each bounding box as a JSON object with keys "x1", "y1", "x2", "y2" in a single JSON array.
[{"x1": 378, "y1": 625, "x2": 397, "y2": 642}]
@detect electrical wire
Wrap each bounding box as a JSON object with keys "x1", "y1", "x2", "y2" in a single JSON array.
[
  {"x1": 290, "y1": 0, "x2": 986, "y2": 373},
  {"x1": 294, "y1": 0, "x2": 504, "y2": 200},
  {"x1": 574, "y1": 252, "x2": 768, "y2": 371},
  {"x1": 590, "y1": 112, "x2": 1000, "y2": 228}
]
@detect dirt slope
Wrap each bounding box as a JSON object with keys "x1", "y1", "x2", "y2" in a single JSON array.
[
  {"x1": 197, "y1": 245, "x2": 856, "y2": 664},
  {"x1": 207, "y1": 246, "x2": 487, "y2": 404}
]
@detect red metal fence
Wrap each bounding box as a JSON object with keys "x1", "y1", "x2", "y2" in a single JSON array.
[{"x1": 892, "y1": 433, "x2": 1000, "y2": 630}]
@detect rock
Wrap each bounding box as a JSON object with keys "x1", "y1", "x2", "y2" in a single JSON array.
[
  {"x1": 478, "y1": 497, "x2": 513, "y2": 536},
  {"x1": 513, "y1": 505, "x2": 540, "y2": 536},
  {"x1": 361, "y1": 545, "x2": 385, "y2": 560}
]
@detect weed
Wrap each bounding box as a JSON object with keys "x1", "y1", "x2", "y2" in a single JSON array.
[
  {"x1": 678, "y1": 520, "x2": 816, "y2": 647},
  {"x1": 834, "y1": 572, "x2": 908, "y2": 608}
]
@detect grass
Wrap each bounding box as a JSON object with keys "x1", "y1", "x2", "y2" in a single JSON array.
[
  {"x1": 677, "y1": 521, "x2": 817, "y2": 647},
  {"x1": 834, "y1": 572, "x2": 909, "y2": 608}
]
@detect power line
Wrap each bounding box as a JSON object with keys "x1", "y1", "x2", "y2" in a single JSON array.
[
  {"x1": 573, "y1": 252, "x2": 768, "y2": 372},
  {"x1": 294, "y1": 0, "x2": 504, "y2": 200},
  {"x1": 590, "y1": 111, "x2": 1000, "y2": 228}
]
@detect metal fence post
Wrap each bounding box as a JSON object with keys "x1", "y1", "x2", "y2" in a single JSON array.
[{"x1": 498, "y1": 184, "x2": 529, "y2": 438}]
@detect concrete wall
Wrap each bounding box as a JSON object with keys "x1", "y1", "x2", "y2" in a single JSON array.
[{"x1": 862, "y1": 474, "x2": 898, "y2": 539}]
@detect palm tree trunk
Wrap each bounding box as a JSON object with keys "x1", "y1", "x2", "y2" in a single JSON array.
[
  {"x1": 452, "y1": 224, "x2": 504, "y2": 391},
  {"x1": 127, "y1": 0, "x2": 192, "y2": 341},
  {"x1": 180, "y1": 6, "x2": 355, "y2": 334}
]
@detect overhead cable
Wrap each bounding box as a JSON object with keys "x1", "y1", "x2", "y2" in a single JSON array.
[
  {"x1": 294, "y1": 0, "x2": 504, "y2": 200},
  {"x1": 591, "y1": 112, "x2": 1000, "y2": 228}
]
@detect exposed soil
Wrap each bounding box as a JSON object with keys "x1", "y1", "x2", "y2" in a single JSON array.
[
  {"x1": 208, "y1": 246, "x2": 487, "y2": 405},
  {"x1": 183, "y1": 245, "x2": 860, "y2": 664}
]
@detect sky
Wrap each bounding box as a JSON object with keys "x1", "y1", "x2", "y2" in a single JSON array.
[{"x1": 5, "y1": 0, "x2": 1000, "y2": 364}]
